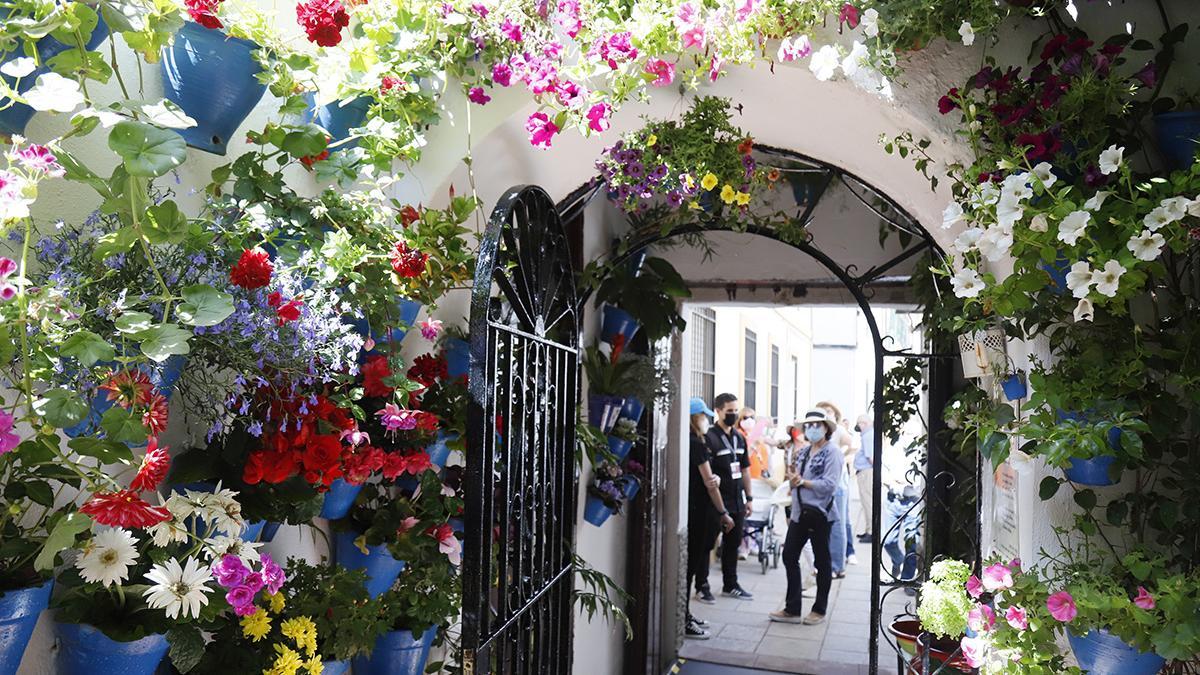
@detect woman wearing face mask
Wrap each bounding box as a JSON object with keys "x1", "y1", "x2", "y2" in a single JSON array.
[
  {"x1": 816, "y1": 401, "x2": 857, "y2": 577},
  {"x1": 686, "y1": 398, "x2": 736, "y2": 629},
  {"x1": 770, "y1": 409, "x2": 843, "y2": 626}
]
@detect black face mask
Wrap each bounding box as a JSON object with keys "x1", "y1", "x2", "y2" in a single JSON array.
[
  {"x1": 853, "y1": 424, "x2": 862, "y2": 433},
  {"x1": 722, "y1": 412, "x2": 738, "y2": 427}
]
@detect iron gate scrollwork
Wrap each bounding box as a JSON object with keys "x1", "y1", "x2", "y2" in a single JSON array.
[{"x1": 462, "y1": 185, "x2": 581, "y2": 675}]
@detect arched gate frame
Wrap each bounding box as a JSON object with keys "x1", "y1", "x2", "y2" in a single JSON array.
[{"x1": 463, "y1": 148, "x2": 981, "y2": 675}]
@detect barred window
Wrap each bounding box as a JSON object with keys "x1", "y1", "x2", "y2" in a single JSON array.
[{"x1": 689, "y1": 308, "x2": 716, "y2": 404}]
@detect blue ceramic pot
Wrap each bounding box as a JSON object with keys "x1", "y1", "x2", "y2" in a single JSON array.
[
  {"x1": 260, "y1": 521, "x2": 282, "y2": 542},
  {"x1": 37, "y1": 15, "x2": 110, "y2": 61},
  {"x1": 599, "y1": 305, "x2": 640, "y2": 345},
  {"x1": 303, "y1": 94, "x2": 371, "y2": 146},
  {"x1": 444, "y1": 337, "x2": 469, "y2": 380},
  {"x1": 450, "y1": 517, "x2": 463, "y2": 534},
  {"x1": 1001, "y1": 374, "x2": 1027, "y2": 401},
  {"x1": 352, "y1": 626, "x2": 438, "y2": 675},
  {"x1": 321, "y1": 660, "x2": 350, "y2": 675},
  {"x1": 620, "y1": 397, "x2": 645, "y2": 424},
  {"x1": 0, "y1": 17, "x2": 109, "y2": 135},
  {"x1": 587, "y1": 394, "x2": 625, "y2": 434},
  {"x1": 56, "y1": 623, "x2": 168, "y2": 675},
  {"x1": 0, "y1": 580, "x2": 52, "y2": 675},
  {"x1": 1154, "y1": 111, "x2": 1200, "y2": 170},
  {"x1": 621, "y1": 477, "x2": 641, "y2": 501},
  {"x1": 1041, "y1": 251, "x2": 1070, "y2": 294},
  {"x1": 583, "y1": 495, "x2": 614, "y2": 527},
  {"x1": 161, "y1": 21, "x2": 266, "y2": 155},
  {"x1": 606, "y1": 435, "x2": 633, "y2": 461},
  {"x1": 1064, "y1": 456, "x2": 1117, "y2": 486},
  {"x1": 426, "y1": 432, "x2": 457, "y2": 468},
  {"x1": 1068, "y1": 629, "x2": 1165, "y2": 675},
  {"x1": 350, "y1": 299, "x2": 423, "y2": 354},
  {"x1": 320, "y1": 478, "x2": 364, "y2": 520},
  {"x1": 241, "y1": 520, "x2": 267, "y2": 542},
  {"x1": 334, "y1": 530, "x2": 406, "y2": 599},
  {"x1": 63, "y1": 356, "x2": 187, "y2": 438}
]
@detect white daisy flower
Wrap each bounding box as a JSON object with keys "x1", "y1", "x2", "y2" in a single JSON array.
[
  {"x1": 1065, "y1": 261, "x2": 1093, "y2": 298},
  {"x1": 202, "y1": 535, "x2": 262, "y2": 564},
  {"x1": 24, "y1": 72, "x2": 84, "y2": 113},
  {"x1": 143, "y1": 557, "x2": 213, "y2": 620},
  {"x1": 1029, "y1": 214, "x2": 1049, "y2": 232},
  {"x1": 1091, "y1": 260, "x2": 1126, "y2": 297},
  {"x1": 1057, "y1": 210, "x2": 1091, "y2": 246},
  {"x1": 942, "y1": 202, "x2": 965, "y2": 229},
  {"x1": 1031, "y1": 163, "x2": 1057, "y2": 190},
  {"x1": 1074, "y1": 298, "x2": 1094, "y2": 322},
  {"x1": 1127, "y1": 230, "x2": 1166, "y2": 261},
  {"x1": 1083, "y1": 191, "x2": 1110, "y2": 211},
  {"x1": 1098, "y1": 145, "x2": 1124, "y2": 175},
  {"x1": 809, "y1": 45, "x2": 841, "y2": 81},
  {"x1": 959, "y1": 21, "x2": 975, "y2": 46},
  {"x1": 951, "y1": 267, "x2": 985, "y2": 298},
  {"x1": 77, "y1": 529, "x2": 138, "y2": 588}
]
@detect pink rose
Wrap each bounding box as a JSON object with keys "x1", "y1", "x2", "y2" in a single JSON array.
[
  {"x1": 1046, "y1": 591, "x2": 1077, "y2": 622},
  {"x1": 1133, "y1": 586, "x2": 1155, "y2": 610},
  {"x1": 966, "y1": 574, "x2": 984, "y2": 599},
  {"x1": 1005, "y1": 605, "x2": 1028, "y2": 631},
  {"x1": 982, "y1": 563, "x2": 1013, "y2": 592}
]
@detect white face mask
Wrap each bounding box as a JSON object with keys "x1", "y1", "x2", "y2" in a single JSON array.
[
  {"x1": 804, "y1": 426, "x2": 825, "y2": 443},
  {"x1": 739, "y1": 418, "x2": 755, "y2": 431},
  {"x1": 697, "y1": 419, "x2": 711, "y2": 435}
]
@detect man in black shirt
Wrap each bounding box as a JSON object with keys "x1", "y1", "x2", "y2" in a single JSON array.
[{"x1": 704, "y1": 392, "x2": 755, "y2": 600}]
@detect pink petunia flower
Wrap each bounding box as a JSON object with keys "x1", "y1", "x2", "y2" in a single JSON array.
[
  {"x1": 419, "y1": 319, "x2": 443, "y2": 341},
  {"x1": 1005, "y1": 605, "x2": 1028, "y2": 631},
  {"x1": 777, "y1": 35, "x2": 812, "y2": 62},
  {"x1": 525, "y1": 112, "x2": 560, "y2": 149},
  {"x1": 735, "y1": 0, "x2": 757, "y2": 22},
  {"x1": 586, "y1": 103, "x2": 611, "y2": 133},
  {"x1": 708, "y1": 55, "x2": 722, "y2": 82},
  {"x1": 0, "y1": 410, "x2": 20, "y2": 455},
  {"x1": 555, "y1": 0, "x2": 581, "y2": 38},
  {"x1": 960, "y1": 635, "x2": 985, "y2": 669},
  {"x1": 0, "y1": 257, "x2": 17, "y2": 302},
  {"x1": 680, "y1": 24, "x2": 706, "y2": 51},
  {"x1": 966, "y1": 574, "x2": 984, "y2": 599},
  {"x1": 839, "y1": 2, "x2": 860, "y2": 29},
  {"x1": 1134, "y1": 586, "x2": 1155, "y2": 610},
  {"x1": 500, "y1": 18, "x2": 523, "y2": 42},
  {"x1": 1046, "y1": 591, "x2": 1077, "y2": 622},
  {"x1": 14, "y1": 145, "x2": 64, "y2": 177},
  {"x1": 492, "y1": 62, "x2": 513, "y2": 87},
  {"x1": 982, "y1": 563, "x2": 1013, "y2": 592},
  {"x1": 467, "y1": 86, "x2": 491, "y2": 105},
  {"x1": 644, "y1": 58, "x2": 675, "y2": 86},
  {"x1": 967, "y1": 603, "x2": 995, "y2": 633}
]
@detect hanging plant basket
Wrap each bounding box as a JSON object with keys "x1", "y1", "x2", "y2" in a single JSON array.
[
  {"x1": 1063, "y1": 455, "x2": 1118, "y2": 486},
  {"x1": 1068, "y1": 629, "x2": 1165, "y2": 675},
  {"x1": 334, "y1": 530, "x2": 406, "y2": 599},
  {"x1": 599, "y1": 305, "x2": 640, "y2": 346},
  {"x1": 319, "y1": 478, "x2": 364, "y2": 520},
  {"x1": 0, "y1": 580, "x2": 52, "y2": 675},
  {"x1": 0, "y1": 17, "x2": 110, "y2": 136},
  {"x1": 55, "y1": 623, "x2": 168, "y2": 675},
  {"x1": 957, "y1": 327, "x2": 1006, "y2": 379},
  {"x1": 160, "y1": 21, "x2": 266, "y2": 155}
]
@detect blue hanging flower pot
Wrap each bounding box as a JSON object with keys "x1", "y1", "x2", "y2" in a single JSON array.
[
  {"x1": 600, "y1": 305, "x2": 640, "y2": 345},
  {"x1": 583, "y1": 495, "x2": 614, "y2": 527},
  {"x1": 334, "y1": 530, "x2": 406, "y2": 599},
  {"x1": 63, "y1": 355, "x2": 188, "y2": 439},
  {"x1": 160, "y1": 21, "x2": 266, "y2": 155},
  {"x1": 1068, "y1": 629, "x2": 1165, "y2": 675},
  {"x1": 259, "y1": 521, "x2": 282, "y2": 542},
  {"x1": 320, "y1": 478, "x2": 365, "y2": 520},
  {"x1": 1154, "y1": 111, "x2": 1200, "y2": 171},
  {"x1": 425, "y1": 431, "x2": 457, "y2": 468},
  {"x1": 351, "y1": 626, "x2": 438, "y2": 675},
  {"x1": 1000, "y1": 373, "x2": 1027, "y2": 401},
  {"x1": 587, "y1": 394, "x2": 625, "y2": 434},
  {"x1": 350, "y1": 298, "x2": 423, "y2": 357},
  {"x1": 321, "y1": 660, "x2": 351, "y2": 675},
  {"x1": 1063, "y1": 456, "x2": 1117, "y2": 486},
  {"x1": 0, "y1": 16, "x2": 109, "y2": 136},
  {"x1": 620, "y1": 397, "x2": 645, "y2": 424},
  {"x1": 303, "y1": 94, "x2": 371, "y2": 147},
  {"x1": 621, "y1": 477, "x2": 641, "y2": 501},
  {"x1": 444, "y1": 337, "x2": 469, "y2": 380},
  {"x1": 55, "y1": 623, "x2": 168, "y2": 675},
  {"x1": 0, "y1": 580, "x2": 52, "y2": 675},
  {"x1": 606, "y1": 435, "x2": 633, "y2": 461}
]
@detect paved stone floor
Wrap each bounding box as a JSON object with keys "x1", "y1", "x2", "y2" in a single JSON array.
[{"x1": 679, "y1": 489, "x2": 910, "y2": 675}]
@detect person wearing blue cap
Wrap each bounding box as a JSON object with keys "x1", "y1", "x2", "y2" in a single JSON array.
[{"x1": 685, "y1": 397, "x2": 734, "y2": 638}]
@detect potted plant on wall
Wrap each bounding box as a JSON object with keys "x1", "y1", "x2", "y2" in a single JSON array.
[
  {"x1": 590, "y1": 255, "x2": 690, "y2": 352},
  {"x1": 360, "y1": 561, "x2": 461, "y2": 675},
  {"x1": 582, "y1": 347, "x2": 635, "y2": 433},
  {"x1": 1153, "y1": 90, "x2": 1200, "y2": 170},
  {"x1": 582, "y1": 459, "x2": 629, "y2": 527},
  {"x1": 606, "y1": 418, "x2": 638, "y2": 461}
]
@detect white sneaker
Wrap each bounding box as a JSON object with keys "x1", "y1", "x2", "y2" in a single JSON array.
[
  {"x1": 801, "y1": 587, "x2": 816, "y2": 598},
  {"x1": 848, "y1": 554, "x2": 859, "y2": 566}
]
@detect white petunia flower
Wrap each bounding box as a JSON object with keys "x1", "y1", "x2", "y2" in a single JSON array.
[
  {"x1": 777, "y1": 35, "x2": 812, "y2": 62},
  {"x1": 809, "y1": 45, "x2": 841, "y2": 81},
  {"x1": 1091, "y1": 259, "x2": 1126, "y2": 297},
  {"x1": 951, "y1": 267, "x2": 985, "y2": 298},
  {"x1": 996, "y1": 195, "x2": 1024, "y2": 229},
  {"x1": 1127, "y1": 229, "x2": 1166, "y2": 261},
  {"x1": 1001, "y1": 172, "x2": 1033, "y2": 202},
  {"x1": 841, "y1": 41, "x2": 869, "y2": 78},
  {"x1": 1057, "y1": 210, "x2": 1091, "y2": 246},
  {"x1": 1031, "y1": 163, "x2": 1057, "y2": 190},
  {"x1": 24, "y1": 72, "x2": 84, "y2": 113},
  {"x1": 1187, "y1": 196, "x2": 1200, "y2": 218},
  {"x1": 1143, "y1": 206, "x2": 1172, "y2": 232},
  {"x1": 1098, "y1": 145, "x2": 1124, "y2": 175},
  {"x1": 942, "y1": 202, "x2": 965, "y2": 229},
  {"x1": 0, "y1": 57, "x2": 36, "y2": 78},
  {"x1": 77, "y1": 529, "x2": 138, "y2": 588},
  {"x1": 1029, "y1": 214, "x2": 1049, "y2": 232},
  {"x1": 1161, "y1": 196, "x2": 1190, "y2": 222},
  {"x1": 143, "y1": 557, "x2": 213, "y2": 620},
  {"x1": 954, "y1": 227, "x2": 984, "y2": 254},
  {"x1": 1065, "y1": 261, "x2": 1093, "y2": 298},
  {"x1": 959, "y1": 21, "x2": 975, "y2": 46},
  {"x1": 977, "y1": 226, "x2": 1013, "y2": 262},
  {"x1": 861, "y1": 8, "x2": 879, "y2": 37},
  {"x1": 1084, "y1": 191, "x2": 1110, "y2": 211},
  {"x1": 1074, "y1": 298, "x2": 1094, "y2": 322}
]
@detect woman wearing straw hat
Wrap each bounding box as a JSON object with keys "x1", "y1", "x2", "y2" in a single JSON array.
[{"x1": 769, "y1": 408, "x2": 843, "y2": 625}]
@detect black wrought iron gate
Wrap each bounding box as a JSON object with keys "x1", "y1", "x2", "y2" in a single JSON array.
[{"x1": 462, "y1": 185, "x2": 581, "y2": 675}]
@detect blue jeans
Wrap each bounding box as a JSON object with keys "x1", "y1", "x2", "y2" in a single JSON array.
[
  {"x1": 883, "y1": 492, "x2": 920, "y2": 581},
  {"x1": 829, "y1": 483, "x2": 850, "y2": 573}
]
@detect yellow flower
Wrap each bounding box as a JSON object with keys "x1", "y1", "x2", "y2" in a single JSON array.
[
  {"x1": 720, "y1": 184, "x2": 736, "y2": 204},
  {"x1": 700, "y1": 173, "x2": 718, "y2": 191},
  {"x1": 268, "y1": 591, "x2": 286, "y2": 614},
  {"x1": 280, "y1": 616, "x2": 319, "y2": 657},
  {"x1": 646, "y1": 134, "x2": 657, "y2": 147},
  {"x1": 241, "y1": 608, "x2": 272, "y2": 643},
  {"x1": 682, "y1": 173, "x2": 695, "y2": 190},
  {"x1": 264, "y1": 644, "x2": 303, "y2": 675},
  {"x1": 687, "y1": 201, "x2": 701, "y2": 211},
  {"x1": 735, "y1": 191, "x2": 751, "y2": 206},
  {"x1": 304, "y1": 657, "x2": 324, "y2": 675}
]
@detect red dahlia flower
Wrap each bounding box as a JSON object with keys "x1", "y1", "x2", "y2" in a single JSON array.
[
  {"x1": 390, "y1": 241, "x2": 429, "y2": 278},
  {"x1": 80, "y1": 490, "x2": 171, "y2": 528},
  {"x1": 99, "y1": 369, "x2": 154, "y2": 409},
  {"x1": 296, "y1": 0, "x2": 350, "y2": 47},
  {"x1": 143, "y1": 393, "x2": 169, "y2": 435},
  {"x1": 362, "y1": 355, "x2": 394, "y2": 398},
  {"x1": 185, "y1": 0, "x2": 223, "y2": 29},
  {"x1": 230, "y1": 248, "x2": 273, "y2": 289},
  {"x1": 131, "y1": 438, "x2": 171, "y2": 492}
]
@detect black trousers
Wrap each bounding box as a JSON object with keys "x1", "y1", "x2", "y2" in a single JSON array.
[
  {"x1": 720, "y1": 509, "x2": 745, "y2": 591},
  {"x1": 782, "y1": 507, "x2": 833, "y2": 615},
  {"x1": 687, "y1": 506, "x2": 718, "y2": 595}
]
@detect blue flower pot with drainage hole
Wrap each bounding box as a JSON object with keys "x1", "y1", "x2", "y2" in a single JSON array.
[
  {"x1": 606, "y1": 435, "x2": 633, "y2": 461},
  {"x1": 56, "y1": 623, "x2": 168, "y2": 675},
  {"x1": 1068, "y1": 629, "x2": 1165, "y2": 675},
  {"x1": 303, "y1": 94, "x2": 371, "y2": 147},
  {"x1": 350, "y1": 298, "x2": 423, "y2": 356},
  {"x1": 621, "y1": 397, "x2": 645, "y2": 425},
  {"x1": 587, "y1": 394, "x2": 625, "y2": 434},
  {"x1": 351, "y1": 626, "x2": 438, "y2": 675},
  {"x1": 320, "y1": 478, "x2": 365, "y2": 520},
  {"x1": 0, "y1": 579, "x2": 52, "y2": 675},
  {"x1": 599, "y1": 305, "x2": 640, "y2": 345},
  {"x1": 1001, "y1": 373, "x2": 1027, "y2": 401},
  {"x1": 161, "y1": 21, "x2": 266, "y2": 155},
  {"x1": 444, "y1": 337, "x2": 469, "y2": 379},
  {"x1": 583, "y1": 495, "x2": 614, "y2": 527},
  {"x1": 426, "y1": 431, "x2": 457, "y2": 468},
  {"x1": 334, "y1": 530, "x2": 406, "y2": 599},
  {"x1": 1154, "y1": 111, "x2": 1200, "y2": 171}
]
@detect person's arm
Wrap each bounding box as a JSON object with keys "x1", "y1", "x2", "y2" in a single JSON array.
[{"x1": 699, "y1": 462, "x2": 735, "y2": 531}]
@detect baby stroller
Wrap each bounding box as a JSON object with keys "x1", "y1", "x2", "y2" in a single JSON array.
[{"x1": 743, "y1": 482, "x2": 791, "y2": 574}]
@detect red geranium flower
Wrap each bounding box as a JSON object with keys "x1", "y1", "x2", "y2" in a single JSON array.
[
  {"x1": 381, "y1": 76, "x2": 404, "y2": 94},
  {"x1": 185, "y1": 0, "x2": 223, "y2": 29},
  {"x1": 407, "y1": 353, "x2": 447, "y2": 387},
  {"x1": 399, "y1": 205, "x2": 421, "y2": 227},
  {"x1": 299, "y1": 149, "x2": 329, "y2": 168},
  {"x1": 414, "y1": 410, "x2": 439, "y2": 433},
  {"x1": 131, "y1": 438, "x2": 171, "y2": 492},
  {"x1": 99, "y1": 369, "x2": 154, "y2": 409},
  {"x1": 390, "y1": 241, "x2": 429, "y2": 278},
  {"x1": 244, "y1": 448, "x2": 300, "y2": 485},
  {"x1": 275, "y1": 297, "x2": 304, "y2": 325},
  {"x1": 404, "y1": 450, "x2": 433, "y2": 475},
  {"x1": 80, "y1": 490, "x2": 170, "y2": 528},
  {"x1": 230, "y1": 248, "x2": 273, "y2": 290},
  {"x1": 296, "y1": 0, "x2": 350, "y2": 47},
  {"x1": 142, "y1": 394, "x2": 170, "y2": 437},
  {"x1": 362, "y1": 355, "x2": 394, "y2": 398}
]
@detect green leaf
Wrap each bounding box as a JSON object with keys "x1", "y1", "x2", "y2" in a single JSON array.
[
  {"x1": 136, "y1": 324, "x2": 192, "y2": 362},
  {"x1": 108, "y1": 120, "x2": 187, "y2": 177},
  {"x1": 94, "y1": 226, "x2": 140, "y2": 259},
  {"x1": 68, "y1": 437, "x2": 135, "y2": 465},
  {"x1": 60, "y1": 330, "x2": 116, "y2": 366},
  {"x1": 1106, "y1": 501, "x2": 1129, "y2": 527},
  {"x1": 34, "y1": 389, "x2": 89, "y2": 428},
  {"x1": 176, "y1": 285, "x2": 233, "y2": 327},
  {"x1": 1073, "y1": 489, "x2": 1097, "y2": 510},
  {"x1": 116, "y1": 311, "x2": 155, "y2": 334},
  {"x1": 143, "y1": 200, "x2": 189, "y2": 245},
  {"x1": 25, "y1": 480, "x2": 54, "y2": 507},
  {"x1": 99, "y1": 405, "x2": 148, "y2": 444},
  {"x1": 280, "y1": 123, "x2": 329, "y2": 158},
  {"x1": 35, "y1": 513, "x2": 92, "y2": 571},
  {"x1": 1038, "y1": 476, "x2": 1061, "y2": 501},
  {"x1": 167, "y1": 625, "x2": 206, "y2": 673}
]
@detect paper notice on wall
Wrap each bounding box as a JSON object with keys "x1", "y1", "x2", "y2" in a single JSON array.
[{"x1": 991, "y1": 459, "x2": 1030, "y2": 563}]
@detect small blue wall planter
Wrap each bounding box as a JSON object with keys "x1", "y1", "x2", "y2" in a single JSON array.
[
  {"x1": 161, "y1": 21, "x2": 266, "y2": 155},
  {"x1": 583, "y1": 495, "x2": 614, "y2": 526},
  {"x1": 350, "y1": 298, "x2": 423, "y2": 358},
  {"x1": 0, "y1": 16, "x2": 109, "y2": 136},
  {"x1": 56, "y1": 623, "x2": 168, "y2": 675},
  {"x1": 1001, "y1": 373, "x2": 1027, "y2": 401},
  {"x1": 1154, "y1": 111, "x2": 1200, "y2": 171},
  {"x1": 606, "y1": 435, "x2": 633, "y2": 461},
  {"x1": 334, "y1": 530, "x2": 406, "y2": 599},
  {"x1": 1068, "y1": 629, "x2": 1165, "y2": 675},
  {"x1": 599, "y1": 305, "x2": 640, "y2": 345},
  {"x1": 320, "y1": 478, "x2": 365, "y2": 520},
  {"x1": 351, "y1": 626, "x2": 438, "y2": 675},
  {"x1": 303, "y1": 94, "x2": 371, "y2": 146},
  {"x1": 1063, "y1": 455, "x2": 1118, "y2": 486},
  {"x1": 0, "y1": 580, "x2": 52, "y2": 675},
  {"x1": 444, "y1": 337, "x2": 469, "y2": 379},
  {"x1": 587, "y1": 394, "x2": 625, "y2": 434},
  {"x1": 620, "y1": 397, "x2": 645, "y2": 424}
]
